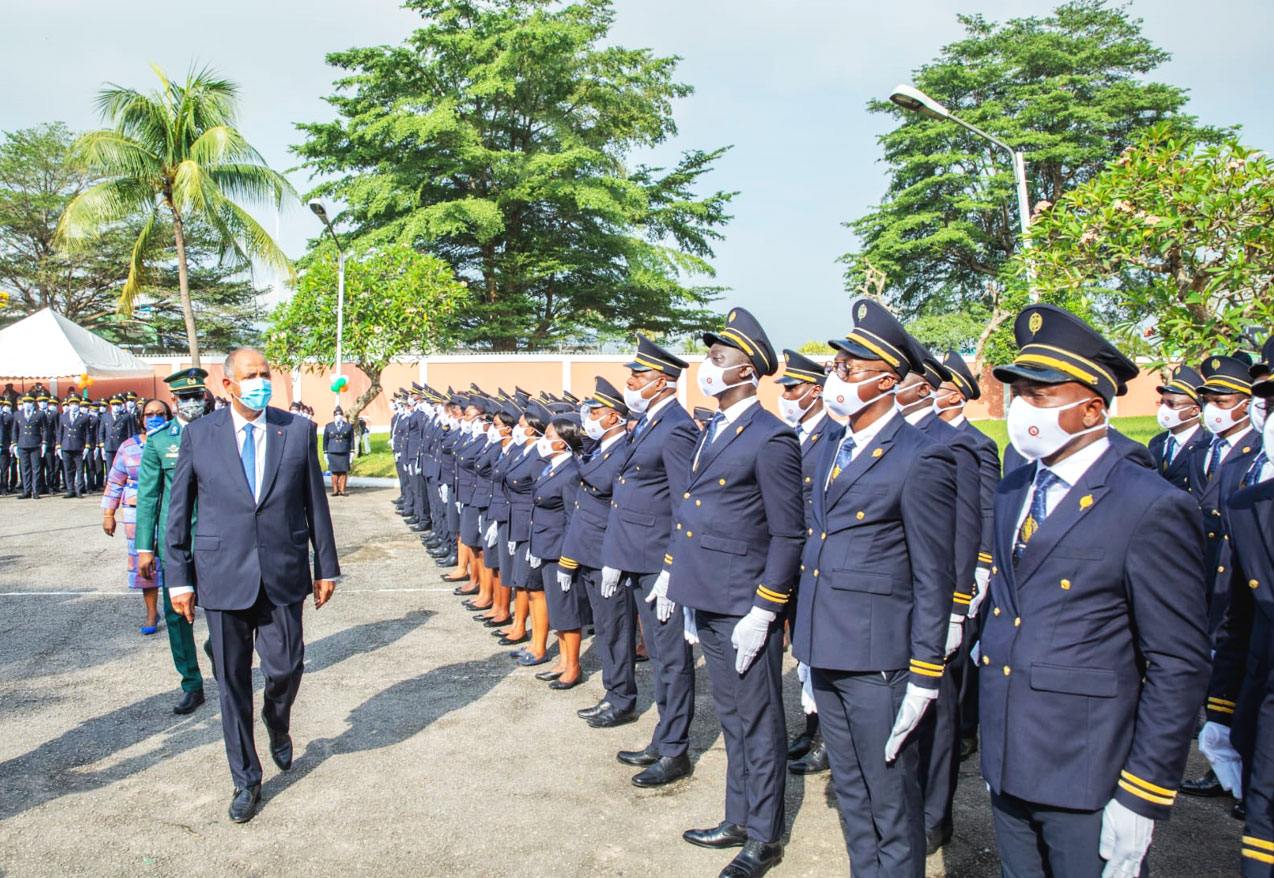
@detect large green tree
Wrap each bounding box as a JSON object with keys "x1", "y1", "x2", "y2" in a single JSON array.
[
  {"x1": 58, "y1": 65, "x2": 295, "y2": 367},
  {"x1": 293, "y1": 0, "x2": 733, "y2": 351},
  {"x1": 842, "y1": 0, "x2": 1214, "y2": 319}
]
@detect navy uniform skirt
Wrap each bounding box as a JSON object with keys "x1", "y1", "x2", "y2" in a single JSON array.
[
  {"x1": 327, "y1": 452, "x2": 350, "y2": 474},
  {"x1": 543, "y1": 561, "x2": 593, "y2": 631},
  {"x1": 496, "y1": 523, "x2": 515, "y2": 583},
  {"x1": 460, "y1": 505, "x2": 482, "y2": 549},
  {"x1": 511, "y1": 540, "x2": 537, "y2": 591}
]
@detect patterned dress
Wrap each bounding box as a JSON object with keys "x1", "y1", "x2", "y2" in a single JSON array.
[{"x1": 101, "y1": 434, "x2": 161, "y2": 589}]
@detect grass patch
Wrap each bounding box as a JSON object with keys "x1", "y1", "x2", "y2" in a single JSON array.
[
  {"x1": 972, "y1": 415, "x2": 1160, "y2": 460},
  {"x1": 322, "y1": 433, "x2": 395, "y2": 478}
]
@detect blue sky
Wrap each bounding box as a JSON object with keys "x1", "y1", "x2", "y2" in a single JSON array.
[{"x1": 2, "y1": 0, "x2": 1271, "y2": 348}]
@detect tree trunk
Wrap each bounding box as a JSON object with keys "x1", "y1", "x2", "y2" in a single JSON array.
[
  {"x1": 171, "y1": 208, "x2": 200, "y2": 368},
  {"x1": 348, "y1": 364, "x2": 381, "y2": 429}
]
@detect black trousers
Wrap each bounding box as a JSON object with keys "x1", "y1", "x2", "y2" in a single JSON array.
[
  {"x1": 696, "y1": 609, "x2": 787, "y2": 844},
  {"x1": 989, "y1": 790, "x2": 1144, "y2": 878},
  {"x1": 630, "y1": 570, "x2": 693, "y2": 758},
  {"x1": 61, "y1": 450, "x2": 86, "y2": 495},
  {"x1": 918, "y1": 651, "x2": 964, "y2": 837},
  {"x1": 205, "y1": 586, "x2": 305, "y2": 789},
  {"x1": 16, "y1": 446, "x2": 41, "y2": 496},
  {"x1": 42, "y1": 447, "x2": 59, "y2": 491},
  {"x1": 581, "y1": 566, "x2": 637, "y2": 713},
  {"x1": 812, "y1": 666, "x2": 924, "y2": 878},
  {"x1": 413, "y1": 471, "x2": 429, "y2": 524},
  {"x1": 0, "y1": 449, "x2": 10, "y2": 493}
]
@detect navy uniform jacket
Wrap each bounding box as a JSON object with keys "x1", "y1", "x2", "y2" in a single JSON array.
[
  {"x1": 108, "y1": 411, "x2": 138, "y2": 450},
  {"x1": 958, "y1": 419, "x2": 1000, "y2": 575},
  {"x1": 979, "y1": 445, "x2": 1210, "y2": 819},
  {"x1": 404, "y1": 411, "x2": 425, "y2": 467},
  {"x1": 39, "y1": 409, "x2": 58, "y2": 444},
  {"x1": 666, "y1": 403, "x2": 804, "y2": 617},
  {"x1": 560, "y1": 438, "x2": 628, "y2": 572},
  {"x1": 58, "y1": 411, "x2": 92, "y2": 452},
  {"x1": 322, "y1": 421, "x2": 355, "y2": 454},
  {"x1": 795, "y1": 414, "x2": 830, "y2": 527},
  {"x1": 421, "y1": 421, "x2": 446, "y2": 480},
  {"x1": 601, "y1": 401, "x2": 698, "y2": 575},
  {"x1": 164, "y1": 407, "x2": 340, "y2": 610},
  {"x1": 0, "y1": 409, "x2": 12, "y2": 446},
  {"x1": 455, "y1": 431, "x2": 485, "y2": 504},
  {"x1": 529, "y1": 456, "x2": 581, "y2": 561},
  {"x1": 439, "y1": 426, "x2": 464, "y2": 489},
  {"x1": 15, "y1": 409, "x2": 46, "y2": 449},
  {"x1": 792, "y1": 413, "x2": 958, "y2": 688},
  {"x1": 917, "y1": 411, "x2": 982, "y2": 613},
  {"x1": 1002, "y1": 427, "x2": 1154, "y2": 476},
  {"x1": 486, "y1": 443, "x2": 516, "y2": 524},
  {"x1": 1148, "y1": 427, "x2": 1209, "y2": 493},
  {"x1": 473, "y1": 439, "x2": 501, "y2": 510},
  {"x1": 504, "y1": 444, "x2": 544, "y2": 542}
]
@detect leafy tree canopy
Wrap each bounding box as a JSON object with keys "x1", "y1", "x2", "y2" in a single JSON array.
[
  {"x1": 842, "y1": 0, "x2": 1216, "y2": 319},
  {"x1": 293, "y1": 0, "x2": 734, "y2": 351}
]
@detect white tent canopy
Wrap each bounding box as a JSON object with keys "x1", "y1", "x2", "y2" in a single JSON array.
[{"x1": 0, "y1": 308, "x2": 154, "y2": 378}]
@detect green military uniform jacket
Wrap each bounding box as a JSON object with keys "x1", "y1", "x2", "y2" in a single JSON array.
[{"x1": 135, "y1": 419, "x2": 193, "y2": 559}]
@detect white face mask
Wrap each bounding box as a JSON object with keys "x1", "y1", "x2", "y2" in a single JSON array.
[
  {"x1": 1263, "y1": 402, "x2": 1274, "y2": 456},
  {"x1": 777, "y1": 386, "x2": 816, "y2": 426},
  {"x1": 536, "y1": 436, "x2": 559, "y2": 457},
  {"x1": 623, "y1": 376, "x2": 665, "y2": 414},
  {"x1": 1202, "y1": 400, "x2": 1248, "y2": 435},
  {"x1": 932, "y1": 392, "x2": 964, "y2": 415},
  {"x1": 583, "y1": 411, "x2": 611, "y2": 440},
  {"x1": 1006, "y1": 396, "x2": 1103, "y2": 461},
  {"x1": 68, "y1": 405, "x2": 79, "y2": 415},
  {"x1": 511, "y1": 425, "x2": 528, "y2": 444},
  {"x1": 1250, "y1": 397, "x2": 1268, "y2": 433},
  {"x1": 696, "y1": 357, "x2": 756, "y2": 398},
  {"x1": 823, "y1": 372, "x2": 891, "y2": 419},
  {"x1": 1156, "y1": 403, "x2": 1194, "y2": 431}
]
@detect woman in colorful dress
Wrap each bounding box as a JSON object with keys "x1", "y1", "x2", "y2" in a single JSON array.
[{"x1": 101, "y1": 398, "x2": 171, "y2": 634}]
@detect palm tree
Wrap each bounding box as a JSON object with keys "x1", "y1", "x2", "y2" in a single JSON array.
[{"x1": 58, "y1": 64, "x2": 296, "y2": 366}]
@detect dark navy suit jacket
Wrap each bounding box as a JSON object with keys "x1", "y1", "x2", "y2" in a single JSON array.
[
  {"x1": 979, "y1": 444, "x2": 1210, "y2": 819},
  {"x1": 792, "y1": 413, "x2": 958, "y2": 687},
  {"x1": 601, "y1": 400, "x2": 698, "y2": 575},
  {"x1": 666, "y1": 402, "x2": 805, "y2": 617},
  {"x1": 795, "y1": 413, "x2": 830, "y2": 528},
  {"x1": 529, "y1": 456, "x2": 580, "y2": 561},
  {"x1": 1147, "y1": 426, "x2": 1209, "y2": 492},
  {"x1": 164, "y1": 406, "x2": 340, "y2": 611},
  {"x1": 560, "y1": 437, "x2": 628, "y2": 571},
  {"x1": 957, "y1": 418, "x2": 1000, "y2": 574},
  {"x1": 503, "y1": 443, "x2": 544, "y2": 542},
  {"x1": 916, "y1": 411, "x2": 982, "y2": 613}
]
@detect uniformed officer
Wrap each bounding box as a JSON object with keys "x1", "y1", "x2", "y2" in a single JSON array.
[
  {"x1": 1197, "y1": 355, "x2": 1274, "y2": 877},
  {"x1": 323, "y1": 407, "x2": 355, "y2": 496},
  {"x1": 38, "y1": 395, "x2": 60, "y2": 493},
  {"x1": 1148, "y1": 365, "x2": 1207, "y2": 492},
  {"x1": 896, "y1": 341, "x2": 984, "y2": 855},
  {"x1": 773, "y1": 350, "x2": 831, "y2": 775},
  {"x1": 564, "y1": 377, "x2": 638, "y2": 727},
  {"x1": 134, "y1": 368, "x2": 210, "y2": 715},
  {"x1": 102, "y1": 395, "x2": 131, "y2": 477},
  {"x1": 668, "y1": 308, "x2": 803, "y2": 878},
  {"x1": 13, "y1": 394, "x2": 45, "y2": 499},
  {"x1": 1189, "y1": 354, "x2": 1263, "y2": 634},
  {"x1": 601, "y1": 335, "x2": 698, "y2": 787},
  {"x1": 0, "y1": 397, "x2": 13, "y2": 495},
  {"x1": 980, "y1": 304, "x2": 1211, "y2": 878},
  {"x1": 792, "y1": 299, "x2": 958, "y2": 878},
  {"x1": 84, "y1": 400, "x2": 103, "y2": 492},
  {"x1": 57, "y1": 395, "x2": 91, "y2": 497}
]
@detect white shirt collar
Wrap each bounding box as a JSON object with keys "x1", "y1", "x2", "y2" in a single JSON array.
[
  {"x1": 645, "y1": 393, "x2": 676, "y2": 419},
  {"x1": 947, "y1": 412, "x2": 967, "y2": 428},
  {"x1": 847, "y1": 407, "x2": 898, "y2": 447},
  {"x1": 1037, "y1": 435, "x2": 1110, "y2": 487},
  {"x1": 1216, "y1": 425, "x2": 1252, "y2": 449},
  {"x1": 716, "y1": 395, "x2": 758, "y2": 425},
  {"x1": 599, "y1": 432, "x2": 626, "y2": 453},
  {"x1": 901, "y1": 403, "x2": 929, "y2": 426},
  {"x1": 230, "y1": 405, "x2": 267, "y2": 435},
  {"x1": 798, "y1": 409, "x2": 827, "y2": 437},
  {"x1": 1170, "y1": 423, "x2": 1200, "y2": 446}
]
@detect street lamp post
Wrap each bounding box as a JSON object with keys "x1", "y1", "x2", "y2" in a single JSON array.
[
  {"x1": 889, "y1": 84, "x2": 1036, "y2": 298},
  {"x1": 308, "y1": 200, "x2": 346, "y2": 403}
]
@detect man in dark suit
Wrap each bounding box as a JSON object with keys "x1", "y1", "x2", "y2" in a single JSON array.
[
  {"x1": 1148, "y1": 365, "x2": 1207, "y2": 492},
  {"x1": 13, "y1": 394, "x2": 45, "y2": 499},
  {"x1": 980, "y1": 305, "x2": 1210, "y2": 878},
  {"x1": 601, "y1": 335, "x2": 699, "y2": 787},
  {"x1": 0, "y1": 398, "x2": 12, "y2": 495},
  {"x1": 774, "y1": 350, "x2": 831, "y2": 775},
  {"x1": 669, "y1": 309, "x2": 804, "y2": 878},
  {"x1": 792, "y1": 300, "x2": 958, "y2": 878},
  {"x1": 38, "y1": 395, "x2": 59, "y2": 493},
  {"x1": 58, "y1": 396, "x2": 92, "y2": 497},
  {"x1": 165, "y1": 347, "x2": 339, "y2": 824}
]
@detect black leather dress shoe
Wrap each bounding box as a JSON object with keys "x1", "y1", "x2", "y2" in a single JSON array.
[
  {"x1": 617, "y1": 743, "x2": 659, "y2": 766},
  {"x1": 409, "y1": 522, "x2": 428, "y2": 532},
  {"x1": 1233, "y1": 800, "x2": 1246, "y2": 820},
  {"x1": 959, "y1": 734, "x2": 978, "y2": 761},
  {"x1": 788, "y1": 735, "x2": 828, "y2": 775},
  {"x1": 786, "y1": 732, "x2": 812, "y2": 761},
  {"x1": 925, "y1": 826, "x2": 952, "y2": 857},
  {"x1": 588, "y1": 705, "x2": 636, "y2": 728},
  {"x1": 498, "y1": 633, "x2": 530, "y2": 646},
  {"x1": 535, "y1": 669, "x2": 563, "y2": 681},
  {"x1": 683, "y1": 821, "x2": 748, "y2": 849},
  {"x1": 435, "y1": 553, "x2": 458, "y2": 567},
  {"x1": 424, "y1": 537, "x2": 443, "y2": 549},
  {"x1": 1180, "y1": 769, "x2": 1224, "y2": 797},
  {"x1": 632, "y1": 754, "x2": 692, "y2": 787},
  {"x1": 578, "y1": 701, "x2": 608, "y2": 719},
  {"x1": 403, "y1": 516, "x2": 419, "y2": 525},
  {"x1": 428, "y1": 546, "x2": 449, "y2": 558},
  {"x1": 720, "y1": 839, "x2": 782, "y2": 878},
  {"x1": 173, "y1": 689, "x2": 205, "y2": 715},
  {"x1": 266, "y1": 726, "x2": 293, "y2": 771},
  {"x1": 229, "y1": 784, "x2": 261, "y2": 823},
  {"x1": 483, "y1": 618, "x2": 511, "y2": 629},
  {"x1": 549, "y1": 676, "x2": 582, "y2": 690}
]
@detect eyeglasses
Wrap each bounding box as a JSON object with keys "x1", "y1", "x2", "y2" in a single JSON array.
[{"x1": 825, "y1": 362, "x2": 889, "y2": 381}]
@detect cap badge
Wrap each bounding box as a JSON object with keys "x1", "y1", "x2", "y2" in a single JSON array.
[
  {"x1": 729, "y1": 310, "x2": 737, "y2": 321},
  {"x1": 1211, "y1": 358, "x2": 1220, "y2": 370},
  {"x1": 856, "y1": 303, "x2": 867, "y2": 320},
  {"x1": 1028, "y1": 312, "x2": 1043, "y2": 334}
]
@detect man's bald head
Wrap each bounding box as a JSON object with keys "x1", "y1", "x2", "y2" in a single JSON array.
[{"x1": 224, "y1": 348, "x2": 269, "y2": 382}]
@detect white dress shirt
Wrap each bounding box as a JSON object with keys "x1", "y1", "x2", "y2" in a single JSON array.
[
  {"x1": 1014, "y1": 436, "x2": 1110, "y2": 534},
  {"x1": 824, "y1": 408, "x2": 898, "y2": 491},
  {"x1": 231, "y1": 406, "x2": 268, "y2": 504},
  {"x1": 694, "y1": 396, "x2": 757, "y2": 469},
  {"x1": 1205, "y1": 425, "x2": 1252, "y2": 475},
  {"x1": 1163, "y1": 423, "x2": 1199, "y2": 465},
  {"x1": 796, "y1": 409, "x2": 827, "y2": 444}
]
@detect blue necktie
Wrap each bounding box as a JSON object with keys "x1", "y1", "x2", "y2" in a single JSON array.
[
  {"x1": 241, "y1": 423, "x2": 257, "y2": 499},
  {"x1": 1206, "y1": 438, "x2": 1229, "y2": 480},
  {"x1": 540, "y1": 461, "x2": 554, "y2": 479},
  {"x1": 631, "y1": 415, "x2": 649, "y2": 441},
  {"x1": 706, "y1": 412, "x2": 725, "y2": 444},
  {"x1": 1244, "y1": 452, "x2": 1268, "y2": 488},
  {"x1": 1164, "y1": 435, "x2": 1177, "y2": 467},
  {"x1": 829, "y1": 436, "x2": 856, "y2": 482},
  {"x1": 1014, "y1": 468, "x2": 1062, "y2": 565}
]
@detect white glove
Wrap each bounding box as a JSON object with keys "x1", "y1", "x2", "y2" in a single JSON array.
[
  {"x1": 945, "y1": 613, "x2": 964, "y2": 657},
  {"x1": 1198, "y1": 721, "x2": 1243, "y2": 798},
  {"x1": 730, "y1": 606, "x2": 776, "y2": 674},
  {"x1": 439, "y1": 484, "x2": 449, "y2": 503},
  {"x1": 798, "y1": 662, "x2": 818, "y2": 714},
  {"x1": 884, "y1": 682, "x2": 939, "y2": 762},
  {"x1": 485, "y1": 522, "x2": 499, "y2": 548},
  {"x1": 41, "y1": 443, "x2": 46, "y2": 455},
  {"x1": 82, "y1": 448, "x2": 88, "y2": 458},
  {"x1": 9, "y1": 444, "x2": 16, "y2": 456},
  {"x1": 1099, "y1": 797, "x2": 1154, "y2": 878},
  {"x1": 455, "y1": 500, "x2": 461, "y2": 512},
  {"x1": 970, "y1": 640, "x2": 981, "y2": 666},
  {"x1": 969, "y1": 566, "x2": 991, "y2": 618},
  {"x1": 527, "y1": 551, "x2": 542, "y2": 569},
  {"x1": 683, "y1": 606, "x2": 699, "y2": 645},
  {"x1": 507, "y1": 540, "x2": 517, "y2": 557},
  {"x1": 557, "y1": 570, "x2": 572, "y2": 593},
  {"x1": 644, "y1": 570, "x2": 675, "y2": 622},
  {"x1": 600, "y1": 566, "x2": 621, "y2": 599}
]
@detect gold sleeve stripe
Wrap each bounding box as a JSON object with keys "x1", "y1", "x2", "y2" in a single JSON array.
[
  {"x1": 757, "y1": 586, "x2": 789, "y2": 603},
  {"x1": 1245, "y1": 837, "x2": 1274, "y2": 852},
  {"x1": 1209, "y1": 697, "x2": 1237, "y2": 707},
  {"x1": 558, "y1": 557, "x2": 579, "y2": 570},
  {"x1": 1120, "y1": 770, "x2": 1176, "y2": 798},
  {"x1": 978, "y1": 552, "x2": 993, "y2": 563},
  {"x1": 910, "y1": 663, "x2": 943, "y2": 678},
  {"x1": 1117, "y1": 780, "x2": 1174, "y2": 807},
  {"x1": 664, "y1": 554, "x2": 674, "y2": 565},
  {"x1": 911, "y1": 658, "x2": 944, "y2": 671},
  {"x1": 1243, "y1": 848, "x2": 1274, "y2": 865}
]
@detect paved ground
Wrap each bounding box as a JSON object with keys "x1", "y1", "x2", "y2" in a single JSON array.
[{"x1": 0, "y1": 487, "x2": 1244, "y2": 876}]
